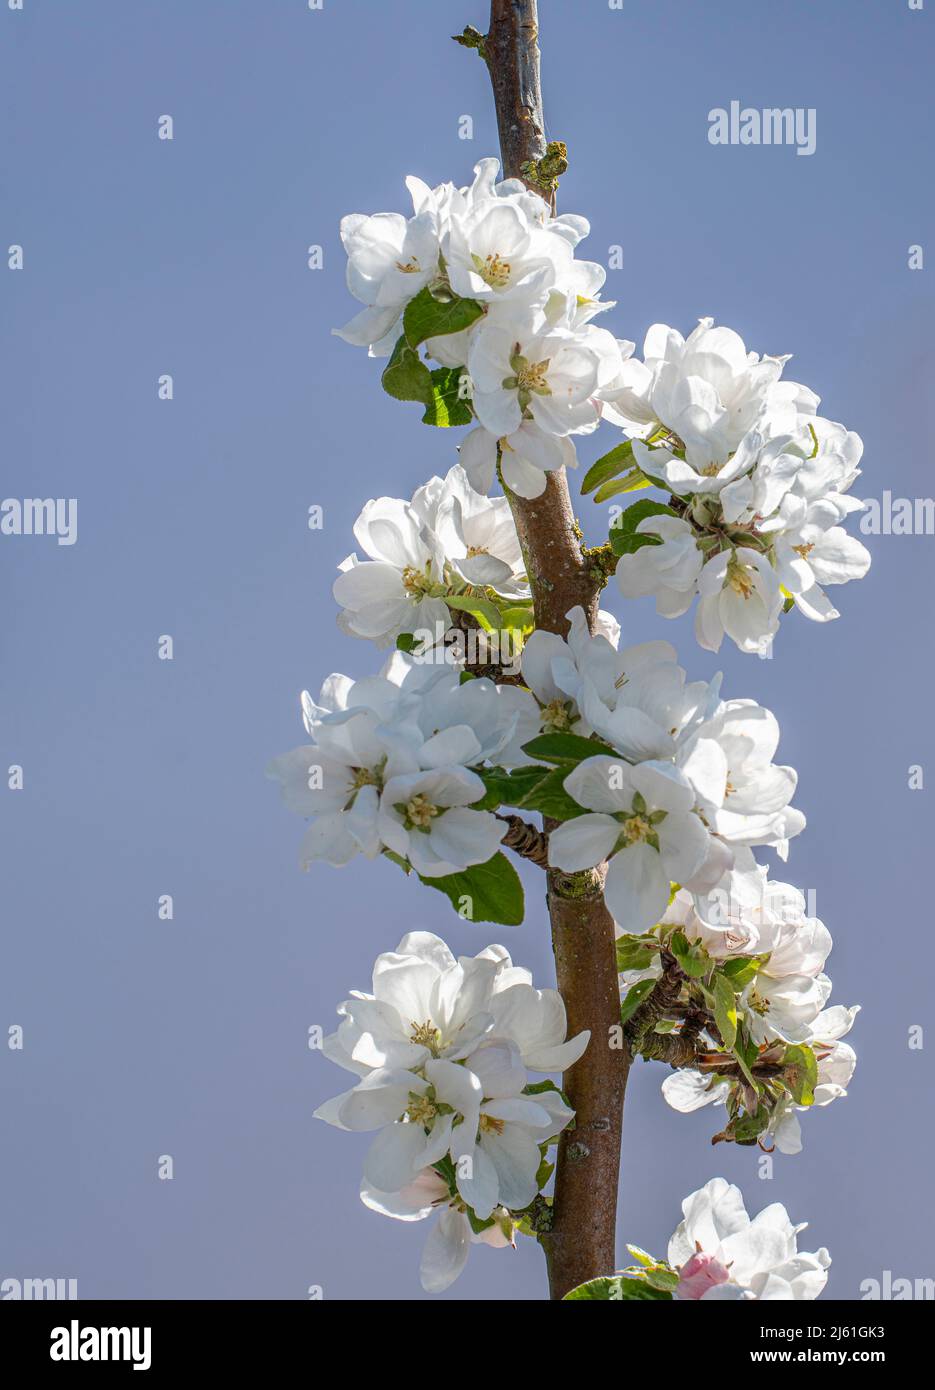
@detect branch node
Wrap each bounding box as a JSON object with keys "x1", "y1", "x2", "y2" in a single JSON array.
[
  {"x1": 519, "y1": 140, "x2": 568, "y2": 202},
  {"x1": 497, "y1": 813, "x2": 550, "y2": 868},
  {"x1": 452, "y1": 24, "x2": 488, "y2": 60}
]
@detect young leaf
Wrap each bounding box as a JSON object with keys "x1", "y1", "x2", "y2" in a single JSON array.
[
  {"x1": 609, "y1": 530, "x2": 662, "y2": 558},
  {"x1": 620, "y1": 977, "x2": 656, "y2": 1026},
  {"x1": 610, "y1": 496, "x2": 678, "y2": 540},
  {"x1": 496, "y1": 603, "x2": 535, "y2": 635},
  {"x1": 514, "y1": 765, "x2": 588, "y2": 820},
  {"x1": 381, "y1": 335, "x2": 433, "y2": 405},
  {"x1": 729, "y1": 1104, "x2": 771, "y2": 1145},
  {"x1": 422, "y1": 367, "x2": 474, "y2": 427},
  {"x1": 712, "y1": 970, "x2": 739, "y2": 1049},
  {"x1": 525, "y1": 1077, "x2": 572, "y2": 1110},
  {"x1": 732, "y1": 1027, "x2": 762, "y2": 1090},
  {"x1": 520, "y1": 731, "x2": 617, "y2": 764},
  {"x1": 444, "y1": 593, "x2": 503, "y2": 631},
  {"x1": 720, "y1": 955, "x2": 766, "y2": 991},
  {"x1": 668, "y1": 928, "x2": 710, "y2": 979},
  {"x1": 382, "y1": 849, "x2": 412, "y2": 875},
  {"x1": 563, "y1": 1275, "x2": 673, "y2": 1301},
  {"x1": 419, "y1": 851, "x2": 524, "y2": 926},
  {"x1": 615, "y1": 935, "x2": 659, "y2": 973},
  {"x1": 581, "y1": 440, "x2": 635, "y2": 496},
  {"x1": 593, "y1": 470, "x2": 652, "y2": 504},
  {"x1": 783, "y1": 1042, "x2": 819, "y2": 1106},
  {"x1": 465, "y1": 1209, "x2": 496, "y2": 1236},
  {"x1": 403, "y1": 286, "x2": 484, "y2": 349},
  {"x1": 489, "y1": 764, "x2": 552, "y2": 808}
]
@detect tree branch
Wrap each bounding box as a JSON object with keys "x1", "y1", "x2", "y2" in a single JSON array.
[{"x1": 458, "y1": 0, "x2": 628, "y2": 1300}]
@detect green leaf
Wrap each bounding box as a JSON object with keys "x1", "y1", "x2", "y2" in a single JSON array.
[
  {"x1": 581, "y1": 440, "x2": 635, "y2": 496},
  {"x1": 534, "y1": 1155, "x2": 555, "y2": 1189},
  {"x1": 420, "y1": 851, "x2": 524, "y2": 926},
  {"x1": 668, "y1": 928, "x2": 710, "y2": 979},
  {"x1": 593, "y1": 470, "x2": 652, "y2": 504},
  {"x1": 644, "y1": 1266, "x2": 680, "y2": 1292},
  {"x1": 730, "y1": 1104, "x2": 771, "y2": 1145},
  {"x1": 712, "y1": 970, "x2": 739, "y2": 1050},
  {"x1": 520, "y1": 731, "x2": 617, "y2": 764},
  {"x1": 564, "y1": 1275, "x2": 672, "y2": 1301},
  {"x1": 488, "y1": 764, "x2": 552, "y2": 809},
  {"x1": 609, "y1": 530, "x2": 662, "y2": 558},
  {"x1": 395, "y1": 632, "x2": 417, "y2": 653},
  {"x1": 732, "y1": 1028, "x2": 762, "y2": 1090},
  {"x1": 402, "y1": 286, "x2": 484, "y2": 349},
  {"x1": 382, "y1": 849, "x2": 412, "y2": 875},
  {"x1": 620, "y1": 977, "x2": 656, "y2": 1026},
  {"x1": 381, "y1": 335, "x2": 433, "y2": 405},
  {"x1": 627, "y1": 445, "x2": 674, "y2": 489},
  {"x1": 514, "y1": 765, "x2": 588, "y2": 821},
  {"x1": 495, "y1": 603, "x2": 535, "y2": 635},
  {"x1": 444, "y1": 592, "x2": 503, "y2": 631},
  {"x1": 465, "y1": 1208, "x2": 496, "y2": 1236},
  {"x1": 525, "y1": 1077, "x2": 572, "y2": 1112},
  {"x1": 610, "y1": 496, "x2": 678, "y2": 541},
  {"x1": 615, "y1": 935, "x2": 659, "y2": 973},
  {"x1": 422, "y1": 366, "x2": 474, "y2": 427},
  {"x1": 783, "y1": 1043, "x2": 819, "y2": 1106},
  {"x1": 720, "y1": 955, "x2": 766, "y2": 991}
]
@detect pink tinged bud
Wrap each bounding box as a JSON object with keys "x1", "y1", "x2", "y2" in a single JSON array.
[{"x1": 675, "y1": 1250, "x2": 732, "y2": 1300}]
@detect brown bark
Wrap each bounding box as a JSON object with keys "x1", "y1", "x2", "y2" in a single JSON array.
[
  {"x1": 546, "y1": 864, "x2": 629, "y2": 1297},
  {"x1": 468, "y1": 0, "x2": 629, "y2": 1300}
]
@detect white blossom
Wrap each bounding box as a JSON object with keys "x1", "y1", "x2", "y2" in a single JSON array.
[
  {"x1": 668, "y1": 1178, "x2": 830, "y2": 1300},
  {"x1": 601, "y1": 319, "x2": 816, "y2": 465},
  {"x1": 316, "y1": 933, "x2": 588, "y2": 1290},
  {"x1": 600, "y1": 323, "x2": 869, "y2": 652},
  {"x1": 550, "y1": 757, "x2": 713, "y2": 930},
  {"x1": 333, "y1": 465, "x2": 527, "y2": 647},
  {"x1": 468, "y1": 312, "x2": 603, "y2": 440}
]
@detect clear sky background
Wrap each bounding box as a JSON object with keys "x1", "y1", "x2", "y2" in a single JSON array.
[{"x1": 1, "y1": 0, "x2": 933, "y2": 1300}]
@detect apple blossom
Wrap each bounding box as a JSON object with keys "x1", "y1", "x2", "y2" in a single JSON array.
[
  {"x1": 468, "y1": 313, "x2": 604, "y2": 440},
  {"x1": 650, "y1": 874, "x2": 858, "y2": 1152},
  {"x1": 550, "y1": 756, "x2": 713, "y2": 930},
  {"x1": 601, "y1": 319, "x2": 817, "y2": 464},
  {"x1": 668, "y1": 1178, "x2": 830, "y2": 1300},
  {"x1": 333, "y1": 465, "x2": 528, "y2": 647},
  {"x1": 361, "y1": 1169, "x2": 515, "y2": 1293},
  {"x1": 316, "y1": 933, "x2": 588, "y2": 1290}
]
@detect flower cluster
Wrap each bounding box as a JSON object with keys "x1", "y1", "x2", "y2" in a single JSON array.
[
  {"x1": 605, "y1": 320, "x2": 871, "y2": 654},
  {"x1": 269, "y1": 594, "x2": 805, "y2": 938},
  {"x1": 267, "y1": 652, "x2": 515, "y2": 879},
  {"x1": 544, "y1": 629, "x2": 804, "y2": 932},
  {"x1": 315, "y1": 932, "x2": 588, "y2": 1291},
  {"x1": 617, "y1": 864, "x2": 858, "y2": 1153},
  {"x1": 336, "y1": 158, "x2": 625, "y2": 498},
  {"x1": 334, "y1": 463, "x2": 529, "y2": 649}
]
